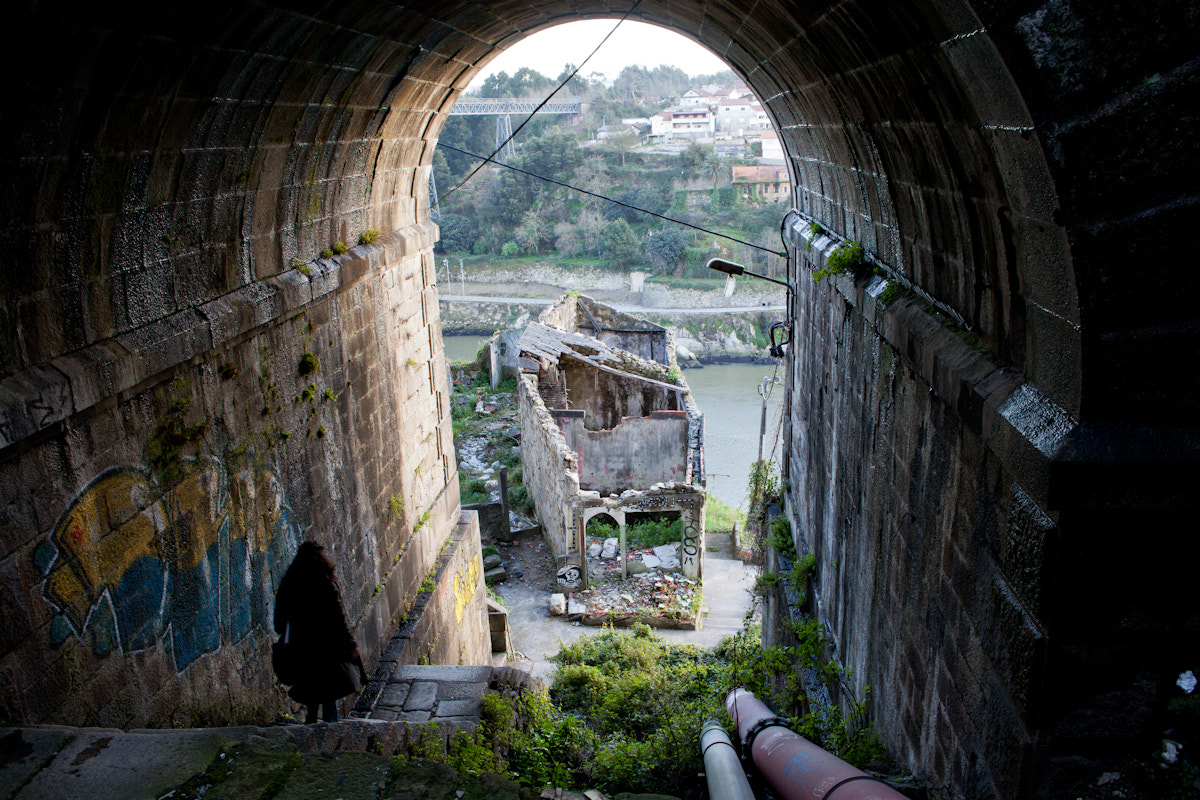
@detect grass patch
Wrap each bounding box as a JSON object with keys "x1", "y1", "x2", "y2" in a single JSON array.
[{"x1": 706, "y1": 493, "x2": 746, "y2": 532}]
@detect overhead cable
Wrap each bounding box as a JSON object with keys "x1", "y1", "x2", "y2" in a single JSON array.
[
  {"x1": 436, "y1": 0, "x2": 644, "y2": 207},
  {"x1": 438, "y1": 142, "x2": 789, "y2": 259}
]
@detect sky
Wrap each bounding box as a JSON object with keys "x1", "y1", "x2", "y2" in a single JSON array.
[{"x1": 467, "y1": 20, "x2": 730, "y2": 88}]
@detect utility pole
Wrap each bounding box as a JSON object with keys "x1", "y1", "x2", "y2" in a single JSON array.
[{"x1": 757, "y1": 376, "x2": 781, "y2": 464}]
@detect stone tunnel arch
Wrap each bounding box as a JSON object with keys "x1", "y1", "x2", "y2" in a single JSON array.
[{"x1": 3, "y1": 2, "x2": 1196, "y2": 799}]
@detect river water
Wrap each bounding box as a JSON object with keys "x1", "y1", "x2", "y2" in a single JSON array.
[
  {"x1": 683, "y1": 362, "x2": 786, "y2": 510},
  {"x1": 444, "y1": 334, "x2": 491, "y2": 363},
  {"x1": 444, "y1": 335, "x2": 785, "y2": 511}
]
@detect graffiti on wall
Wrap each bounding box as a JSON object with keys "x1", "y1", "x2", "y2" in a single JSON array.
[
  {"x1": 452, "y1": 554, "x2": 482, "y2": 625},
  {"x1": 35, "y1": 458, "x2": 301, "y2": 672},
  {"x1": 623, "y1": 493, "x2": 702, "y2": 573}
]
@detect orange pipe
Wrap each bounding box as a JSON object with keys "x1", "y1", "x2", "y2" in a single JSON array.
[{"x1": 725, "y1": 688, "x2": 907, "y2": 800}]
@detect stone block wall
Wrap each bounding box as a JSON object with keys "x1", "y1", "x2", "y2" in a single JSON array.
[
  {"x1": 367, "y1": 510, "x2": 490, "y2": 672},
  {"x1": 517, "y1": 376, "x2": 581, "y2": 557},
  {"x1": 786, "y1": 263, "x2": 1042, "y2": 797},
  {"x1": 0, "y1": 226, "x2": 486, "y2": 728},
  {"x1": 783, "y1": 209, "x2": 1197, "y2": 797}
]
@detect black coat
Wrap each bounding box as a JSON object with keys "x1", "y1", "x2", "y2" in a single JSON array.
[{"x1": 273, "y1": 575, "x2": 359, "y2": 703}]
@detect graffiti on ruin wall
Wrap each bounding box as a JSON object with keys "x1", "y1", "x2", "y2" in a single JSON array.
[
  {"x1": 622, "y1": 494, "x2": 701, "y2": 573},
  {"x1": 453, "y1": 554, "x2": 482, "y2": 625},
  {"x1": 35, "y1": 458, "x2": 301, "y2": 672}
]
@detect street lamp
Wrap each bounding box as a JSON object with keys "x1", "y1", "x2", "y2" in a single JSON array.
[{"x1": 707, "y1": 257, "x2": 792, "y2": 357}]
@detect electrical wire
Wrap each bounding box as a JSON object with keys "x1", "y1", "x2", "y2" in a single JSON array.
[
  {"x1": 436, "y1": 1, "x2": 644, "y2": 208},
  {"x1": 432, "y1": 0, "x2": 790, "y2": 260},
  {"x1": 438, "y1": 142, "x2": 789, "y2": 258}
]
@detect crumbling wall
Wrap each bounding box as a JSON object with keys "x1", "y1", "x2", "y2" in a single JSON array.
[
  {"x1": 561, "y1": 362, "x2": 681, "y2": 429},
  {"x1": 518, "y1": 375, "x2": 581, "y2": 556},
  {"x1": 576, "y1": 487, "x2": 707, "y2": 580},
  {"x1": 559, "y1": 412, "x2": 690, "y2": 495}
]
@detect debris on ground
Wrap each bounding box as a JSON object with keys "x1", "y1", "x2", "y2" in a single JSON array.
[{"x1": 573, "y1": 570, "x2": 701, "y2": 627}]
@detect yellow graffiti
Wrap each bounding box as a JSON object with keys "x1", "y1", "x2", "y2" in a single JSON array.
[
  {"x1": 452, "y1": 554, "x2": 482, "y2": 624},
  {"x1": 45, "y1": 469, "x2": 161, "y2": 631},
  {"x1": 44, "y1": 460, "x2": 286, "y2": 635}
]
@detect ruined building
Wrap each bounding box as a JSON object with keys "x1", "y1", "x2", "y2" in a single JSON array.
[{"x1": 517, "y1": 297, "x2": 705, "y2": 586}]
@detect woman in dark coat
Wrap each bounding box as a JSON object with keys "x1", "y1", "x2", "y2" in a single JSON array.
[{"x1": 273, "y1": 540, "x2": 368, "y2": 723}]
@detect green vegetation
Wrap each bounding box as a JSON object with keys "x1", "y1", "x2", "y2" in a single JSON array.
[
  {"x1": 433, "y1": 67, "x2": 789, "y2": 282},
  {"x1": 879, "y1": 281, "x2": 903, "y2": 305},
  {"x1": 332, "y1": 241, "x2": 349, "y2": 255},
  {"x1": 358, "y1": 228, "x2": 380, "y2": 245},
  {"x1": 388, "y1": 492, "x2": 405, "y2": 524},
  {"x1": 145, "y1": 377, "x2": 208, "y2": 490},
  {"x1": 462, "y1": 477, "x2": 489, "y2": 505},
  {"x1": 706, "y1": 494, "x2": 746, "y2": 533},
  {"x1": 508, "y1": 484, "x2": 535, "y2": 516},
  {"x1": 813, "y1": 240, "x2": 865, "y2": 282},
  {"x1": 754, "y1": 571, "x2": 780, "y2": 593},
  {"x1": 586, "y1": 516, "x2": 682, "y2": 549},
  {"x1": 744, "y1": 459, "x2": 780, "y2": 560},
  {"x1": 790, "y1": 552, "x2": 816, "y2": 604},
  {"x1": 403, "y1": 623, "x2": 887, "y2": 795},
  {"x1": 420, "y1": 567, "x2": 437, "y2": 592},
  {"x1": 320, "y1": 248, "x2": 334, "y2": 259}
]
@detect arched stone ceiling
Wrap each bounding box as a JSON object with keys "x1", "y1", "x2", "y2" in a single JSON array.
[{"x1": 4, "y1": 0, "x2": 1126, "y2": 419}]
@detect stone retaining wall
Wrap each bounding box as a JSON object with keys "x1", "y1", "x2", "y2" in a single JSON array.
[{"x1": 0, "y1": 226, "x2": 487, "y2": 728}]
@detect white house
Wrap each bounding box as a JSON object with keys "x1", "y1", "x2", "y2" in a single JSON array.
[{"x1": 760, "y1": 128, "x2": 784, "y2": 160}]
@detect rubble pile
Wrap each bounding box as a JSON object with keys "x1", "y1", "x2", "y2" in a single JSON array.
[
  {"x1": 569, "y1": 571, "x2": 700, "y2": 628},
  {"x1": 587, "y1": 538, "x2": 682, "y2": 578}
]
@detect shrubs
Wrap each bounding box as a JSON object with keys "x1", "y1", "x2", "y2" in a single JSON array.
[
  {"x1": 813, "y1": 240, "x2": 865, "y2": 282},
  {"x1": 586, "y1": 517, "x2": 682, "y2": 548},
  {"x1": 400, "y1": 623, "x2": 888, "y2": 794},
  {"x1": 549, "y1": 625, "x2": 724, "y2": 795},
  {"x1": 508, "y1": 484, "x2": 535, "y2": 515},
  {"x1": 706, "y1": 493, "x2": 746, "y2": 532}
]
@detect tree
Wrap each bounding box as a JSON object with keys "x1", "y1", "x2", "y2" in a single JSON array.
[
  {"x1": 519, "y1": 129, "x2": 582, "y2": 183},
  {"x1": 678, "y1": 141, "x2": 713, "y2": 171},
  {"x1": 703, "y1": 152, "x2": 727, "y2": 191},
  {"x1": 600, "y1": 219, "x2": 640, "y2": 267},
  {"x1": 578, "y1": 210, "x2": 606, "y2": 257},
  {"x1": 514, "y1": 211, "x2": 555, "y2": 255},
  {"x1": 574, "y1": 158, "x2": 612, "y2": 213},
  {"x1": 484, "y1": 169, "x2": 538, "y2": 227},
  {"x1": 437, "y1": 213, "x2": 478, "y2": 254},
  {"x1": 645, "y1": 230, "x2": 691, "y2": 276},
  {"x1": 437, "y1": 115, "x2": 492, "y2": 180},
  {"x1": 604, "y1": 185, "x2": 671, "y2": 224},
  {"x1": 432, "y1": 149, "x2": 451, "y2": 196},
  {"x1": 555, "y1": 64, "x2": 591, "y2": 97},
  {"x1": 555, "y1": 222, "x2": 582, "y2": 257}
]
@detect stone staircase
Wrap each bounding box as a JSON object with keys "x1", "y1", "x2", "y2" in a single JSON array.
[{"x1": 352, "y1": 663, "x2": 541, "y2": 723}]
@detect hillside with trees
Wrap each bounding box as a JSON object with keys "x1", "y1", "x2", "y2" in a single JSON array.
[{"x1": 433, "y1": 64, "x2": 790, "y2": 287}]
